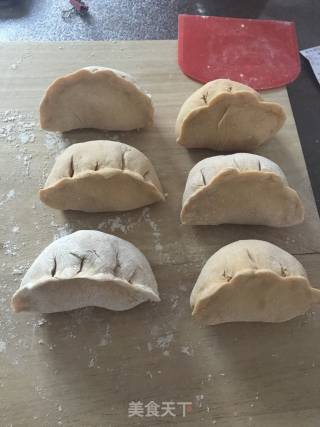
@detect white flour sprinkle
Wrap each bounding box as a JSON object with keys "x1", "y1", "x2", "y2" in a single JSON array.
[
  {"x1": 104, "y1": 216, "x2": 130, "y2": 234},
  {"x1": 23, "y1": 154, "x2": 33, "y2": 176},
  {"x1": 195, "y1": 394, "x2": 204, "y2": 408},
  {"x1": 22, "y1": 121, "x2": 35, "y2": 130},
  {"x1": 0, "y1": 111, "x2": 38, "y2": 180},
  {"x1": 98, "y1": 207, "x2": 161, "y2": 239},
  {"x1": 12, "y1": 265, "x2": 26, "y2": 276},
  {"x1": 0, "y1": 111, "x2": 36, "y2": 131},
  {"x1": 98, "y1": 325, "x2": 112, "y2": 346},
  {"x1": 53, "y1": 223, "x2": 74, "y2": 240},
  {"x1": 155, "y1": 243, "x2": 163, "y2": 252},
  {"x1": 142, "y1": 207, "x2": 159, "y2": 232},
  {"x1": 181, "y1": 346, "x2": 194, "y2": 357},
  {"x1": 3, "y1": 241, "x2": 18, "y2": 256},
  {"x1": 36, "y1": 318, "x2": 48, "y2": 327},
  {"x1": 19, "y1": 132, "x2": 35, "y2": 144},
  {"x1": 44, "y1": 132, "x2": 70, "y2": 154},
  {"x1": 156, "y1": 333, "x2": 174, "y2": 349},
  {"x1": 170, "y1": 295, "x2": 179, "y2": 309},
  {"x1": 0, "y1": 341, "x2": 7, "y2": 353},
  {"x1": 0, "y1": 189, "x2": 16, "y2": 207}
]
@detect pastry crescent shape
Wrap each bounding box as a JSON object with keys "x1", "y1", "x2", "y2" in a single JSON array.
[
  {"x1": 40, "y1": 140, "x2": 164, "y2": 212},
  {"x1": 40, "y1": 67, "x2": 153, "y2": 132},
  {"x1": 11, "y1": 230, "x2": 160, "y2": 313},
  {"x1": 181, "y1": 153, "x2": 304, "y2": 227},
  {"x1": 176, "y1": 79, "x2": 286, "y2": 151},
  {"x1": 191, "y1": 240, "x2": 320, "y2": 325}
]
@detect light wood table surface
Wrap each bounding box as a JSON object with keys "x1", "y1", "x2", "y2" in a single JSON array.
[{"x1": 0, "y1": 41, "x2": 320, "y2": 427}]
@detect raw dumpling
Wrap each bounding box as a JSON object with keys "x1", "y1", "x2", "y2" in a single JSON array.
[
  {"x1": 190, "y1": 240, "x2": 320, "y2": 325},
  {"x1": 11, "y1": 230, "x2": 160, "y2": 313},
  {"x1": 176, "y1": 79, "x2": 286, "y2": 150},
  {"x1": 181, "y1": 153, "x2": 304, "y2": 227},
  {"x1": 39, "y1": 140, "x2": 164, "y2": 212},
  {"x1": 40, "y1": 67, "x2": 153, "y2": 132}
]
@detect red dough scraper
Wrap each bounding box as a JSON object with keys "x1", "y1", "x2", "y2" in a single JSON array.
[{"x1": 178, "y1": 15, "x2": 301, "y2": 90}]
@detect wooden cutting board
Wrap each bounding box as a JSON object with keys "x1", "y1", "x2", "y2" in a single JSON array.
[{"x1": 0, "y1": 41, "x2": 320, "y2": 427}]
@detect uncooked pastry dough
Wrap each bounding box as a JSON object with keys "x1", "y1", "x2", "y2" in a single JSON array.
[
  {"x1": 181, "y1": 153, "x2": 304, "y2": 227},
  {"x1": 11, "y1": 230, "x2": 160, "y2": 313},
  {"x1": 40, "y1": 67, "x2": 153, "y2": 132},
  {"x1": 176, "y1": 79, "x2": 286, "y2": 150},
  {"x1": 190, "y1": 240, "x2": 320, "y2": 325},
  {"x1": 39, "y1": 140, "x2": 164, "y2": 212}
]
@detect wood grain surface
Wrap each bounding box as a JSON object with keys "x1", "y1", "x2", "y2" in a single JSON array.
[{"x1": 0, "y1": 41, "x2": 320, "y2": 427}]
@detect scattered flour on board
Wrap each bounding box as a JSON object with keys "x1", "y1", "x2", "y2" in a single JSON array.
[
  {"x1": 0, "y1": 111, "x2": 36, "y2": 132},
  {"x1": 44, "y1": 132, "x2": 71, "y2": 154},
  {"x1": 97, "y1": 207, "x2": 159, "y2": 236},
  {"x1": 156, "y1": 333, "x2": 174, "y2": 349},
  {"x1": 170, "y1": 294, "x2": 179, "y2": 309},
  {"x1": 155, "y1": 243, "x2": 163, "y2": 251},
  {"x1": 99, "y1": 216, "x2": 133, "y2": 234},
  {"x1": 147, "y1": 325, "x2": 174, "y2": 356},
  {"x1": 36, "y1": 318, "x2": 48, "y2": 327},
  {"x1": 181, "y1": 346, "x2": 194, "y2": 357},
  {"x1": 195, "y1": 394, "x2": 205, "y2": 408},
  {"x1": 97, "y1": 207, "x2": 170, "y2": 261},
  {"x1": 19, "y1": 132, "x2": 35, "y2": 144},
  {"x1": 51, "y1": 223, "x2": 74, "y2": 240},
  {"x1": 98, "y1": 324, "x2": 112, "y2": 346},
  {"x1": 0, "y1": 341, "x2": 7, "y2": 353},
  {"x1": 12, "y1": 264, "x2": 27, "y2": 276},
  {"x1": 0, "y1": 189, "x2": 16, "y2": 207},
  {"x1": 0, "y1": 111, "x2": 37, "y2": 178},
  {"x1": 2, "y1": 241, "x2": 19, "y2": 256},
  {"x1": 9, "y1": 53, "x2": 30, "y2": 71},
  {"x1": 88, "y1": 357, "x2": 95, "y2": 368}
]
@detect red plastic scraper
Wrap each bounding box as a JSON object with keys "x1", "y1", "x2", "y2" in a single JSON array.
[{"x1": 178, "y1": 15, "x2": 300, "y2": 90}]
